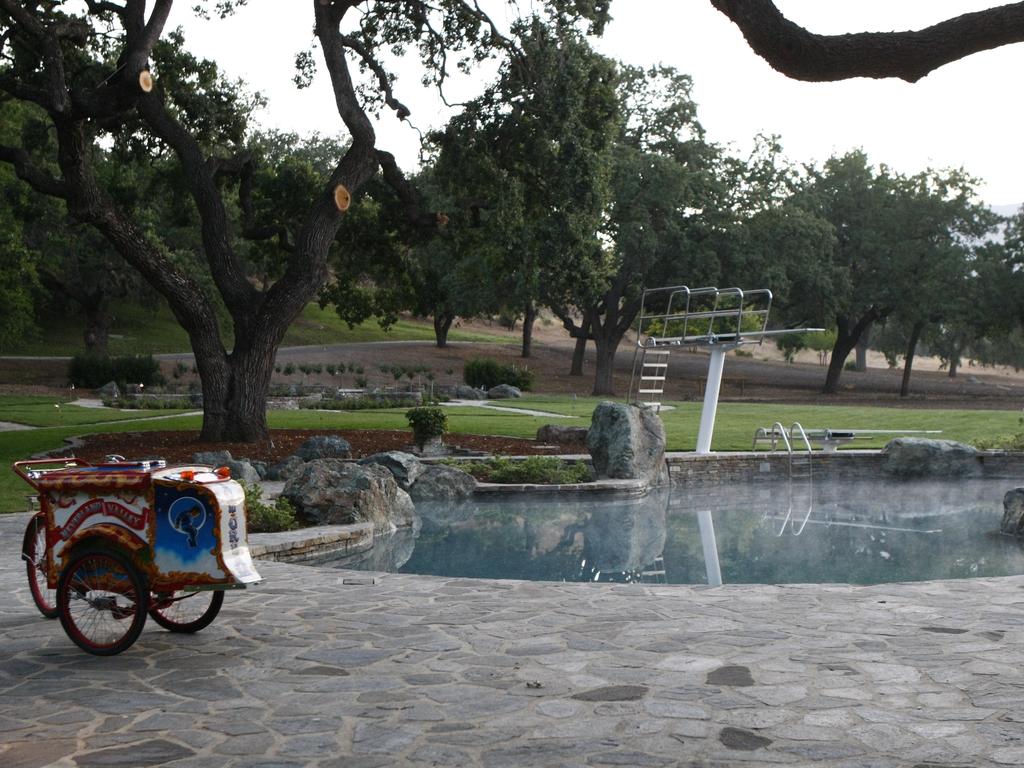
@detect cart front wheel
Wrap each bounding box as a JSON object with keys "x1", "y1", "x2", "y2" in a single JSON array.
[
  {"x1": 24, "y1": 514, "x2": 58, "y2": 619},
  {"x1": 149, "y1": 589, "x2": 224, "y2": 633},
  {"x1": 58, "y1": 547, "x2": 148, "y2": 656}
]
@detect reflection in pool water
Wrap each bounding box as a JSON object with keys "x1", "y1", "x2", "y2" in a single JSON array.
[{"x1": 329, "y1": 480, "x2": 1024, "y2": 585}]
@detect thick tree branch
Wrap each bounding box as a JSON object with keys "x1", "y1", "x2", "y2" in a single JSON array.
[
  {"x1": 376, "y1": 149, "x2": 439, "y2": 228},
  {"x1": 85, "y1": 1, "x2": 128, "y2": 15},
  {"x1": 0, "y1": 0, "x2": 71, "y2": 112},
  {"x1": 0, "y1": 143, "x2": 68, "y2": 198},
  {"x1": 315, "y1": 2, "x2": 376, "y2": 148},
  {"x1": 136, "y1": 89, "x2": 259, "y2": 319},
  {"x1": 711, "y1": 0, "x2": 1024, "y2": 82}
]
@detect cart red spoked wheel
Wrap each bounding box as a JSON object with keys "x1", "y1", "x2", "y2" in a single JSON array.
[
  {"x1": 149, "y1": 589, "x2": 224, "y2": 633},
  {"x1": 57, "y1": 547, "x2": 148, "y2": 656},
  {"x1": 23, "y1": 514, "x2": 58, "y2": 619}
]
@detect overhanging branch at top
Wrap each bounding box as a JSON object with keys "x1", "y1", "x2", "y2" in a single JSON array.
[{"x1": 710, "y1": 0, "x2": 1024, "y2": 82}]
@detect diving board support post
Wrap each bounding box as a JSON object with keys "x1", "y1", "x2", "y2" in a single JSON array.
[
  {"x1": 695, "y1": 346, "x2": 727, "y2": 455},
  {"x1": 695, "y1": 346, "x2": 727, "y2": 586}
]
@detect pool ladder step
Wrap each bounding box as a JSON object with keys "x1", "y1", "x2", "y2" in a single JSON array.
[{"x1": 629, "y1": 348, "x2": 672, "y2": 410}]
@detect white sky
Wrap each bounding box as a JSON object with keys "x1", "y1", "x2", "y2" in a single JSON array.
[{"x1": 171, "y1": 1, "x2": 1024, "y2": 207}]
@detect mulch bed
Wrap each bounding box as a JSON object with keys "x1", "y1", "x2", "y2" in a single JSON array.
[{"x1": 65, "y1": 429, "x2": 560, "y2": 465}]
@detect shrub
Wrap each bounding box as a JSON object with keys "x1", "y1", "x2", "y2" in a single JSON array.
[
  {"x1": 406, "y1": 406, "x2": 448, "y2": 449},
  {"x1": 844, "y1": 360, "x2": 860, "y2": 372},
  {"x1": 282, "y1": 362, "x2": 296, "y2": 376},
  {"x1": 973, "y1": 418, "x2": 1024, "y2": 450},
  {"x1": 305, "y1": 395, "x2": 419, "y2": 411},
  {"x1": 239, "y1": 481, "x2": 299, "y2": 533},
  {"x1": 68, "y1": 354, "x2": 164, "y2": 389},
  {"x1": 450, "y1": 456, "x2": 591, "y2": 484},
  {"x1": 463, "y1": 357, "x2": 534, "y2": 391}
]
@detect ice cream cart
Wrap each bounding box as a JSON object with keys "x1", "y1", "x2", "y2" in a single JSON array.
[{"x1": 15, "y1": 457, "x2": 261, "y2": 655}]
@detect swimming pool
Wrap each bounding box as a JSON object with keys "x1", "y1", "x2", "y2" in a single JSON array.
[{"x1": 327, "y1": 479, "x2": 1024, "y2": 585}]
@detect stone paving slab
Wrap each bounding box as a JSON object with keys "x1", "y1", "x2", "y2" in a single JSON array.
[{"x1": 3, "y1": 511, "x2": 1024, "y2": 766}]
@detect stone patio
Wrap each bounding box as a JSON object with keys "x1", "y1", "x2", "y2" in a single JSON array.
[{"x1": 3, "y1": 510, "x2": 1024, "y2": 767}]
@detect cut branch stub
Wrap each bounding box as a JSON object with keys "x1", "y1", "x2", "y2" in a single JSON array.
[
  {"x1": 138, "y1": 70, "x2": 153, "y2": 92},
  {"x1": 436, "y1": 212, "x2": 449, "y2": 228},
  {"x1": 333, "y1": 183, "x2": 351, "y2": 212}
]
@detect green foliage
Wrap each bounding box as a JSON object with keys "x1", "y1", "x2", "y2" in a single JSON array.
[
  {"x1": 102, "y1": 396, "x2": 192, "y2": 410},
  {"x1": 405, "y1": 406, "x2": 448, "y2": 448},
  {"x1": 239, "y1": 481, "x2": 298, "y2": 533},
  {"x1": 305, "y1": 395, "x2": 421, "y2": 411},
  {"x1": 68, "y1": 355, "x2": 164, "y2": 389},
  {"x1": 973, "y1": 432, "x2": 1024, "y2": 451},
  {"x1": 463, "y1": 358, "x2": 534, "y2": 391},
  {"x1": 452, "y1": 456, "x2": 591, "y2": 484}
]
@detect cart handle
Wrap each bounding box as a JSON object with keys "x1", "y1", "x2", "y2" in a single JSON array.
[{"x1": 11, "y1": 457, "x2": 93, "y2": 490}]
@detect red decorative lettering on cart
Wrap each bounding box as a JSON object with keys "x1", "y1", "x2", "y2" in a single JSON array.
[{"x1": 59, "y1": 499, "x2": 147, "y2": 540}]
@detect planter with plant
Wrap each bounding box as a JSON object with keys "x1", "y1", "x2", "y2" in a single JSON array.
[{"x1": 406, "y1": 406, "x2": 448, "y2": 452}]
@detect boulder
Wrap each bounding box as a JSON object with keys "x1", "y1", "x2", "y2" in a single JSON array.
[
  {"x1": 192, "y1": 450, "x2": 233, "y2": 466},
  {"x1": 190, "y1": 451, "x2": 261, "y2": 485},
  {"x1": 408, "y1": 464, "x2": 477, "y2": 503},
  {"x1": 1002, "y1": 488, "x2": 1024, "y2": 537},
  {"x1": 97, "y1": 381, "x2": 120, "y2": 399},
  {"x1": 294, "y1": 435, "x2": 352, "y2": 461},
  {"x1": 536, "y1": 424, "x2": 589, "y2": 447},
  {"x1": 281, "y1": 459, "x2": 416, "y2": 530},
  {"x1": 452, "y1": 385, "x2": 486, "y2": 400},
  {"x1": 587, "y1": 402, "x2": 666, "y2": 483},
  {"x1": 881, "y1": 438, "x2": 979, "y2": 478},
  {"x1": 266, "y1": 455, "x2": 307, "y2": 481},
  {"x1": 488, "y1": 384, "x2": 522, "y2": 399},
  {"x1": 358, "y1": 451, "x2": 424, "y2": 491}
]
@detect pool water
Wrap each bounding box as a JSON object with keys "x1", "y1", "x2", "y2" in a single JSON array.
[{"x1": 331, "y1": 480, "x2": 1024, "y2": 585}]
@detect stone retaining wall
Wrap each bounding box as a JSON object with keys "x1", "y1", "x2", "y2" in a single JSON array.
[
  {"x1": 249, "y1": 522, "x2": 373, "y2": 564},
  {"x1": 667, "y1": 450, "x2": 1024, "y2": 486}
]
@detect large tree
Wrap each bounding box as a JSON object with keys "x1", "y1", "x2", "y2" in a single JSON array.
[
  {"x1": 0, "y1": 0, "x2": 607, "y2": 441},
  {"x1": 429, "y1": 17, "x2": 618, "y2": 359},
  {"x1": 552, "y1": 65, "x2": 728, "y2": 396}
]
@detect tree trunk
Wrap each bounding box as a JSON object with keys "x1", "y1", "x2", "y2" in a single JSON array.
[
  {"x1": 571, "y1": 334, "x2": 588, "y2": 376},
  {"x1": 196, "y1": 337, "x2": 277, "y2": 443},
  {"x1": 949, "y1": 356, "x2": 959, "y2": 378},
  {"x1": 855, "y1": 322, "x2": 871, "y2": 371},
  {"x1": 521, "y1": 301, "x2": 537, "y2": 358},
  {"x1": 823, "y1": 312, "x2": 881, "y2": 394},
  {"x1": 433, "y1": 310, "x2": 454, "y2": 348},
  {"x1": 569, "y1": 312, "x2": 592, "y2": 376},
  {"x1": 900, "y1": 320, "x2": 925, "y2": 398},
  {"x1": 592, "y1": 337, "x2": 619, "y2": 396}
]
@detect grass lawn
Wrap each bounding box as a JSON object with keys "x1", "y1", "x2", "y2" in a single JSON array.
[
  {"x1": 489, "y1": 395, "x2": 1022, "y2": 450},
  {"x1": 4, "y1": 301, "x2": 511, "y2": 356},
  {"x1": 2, "y1": 395, "x2": 1019, "y2": 513},
  {"x1": 0, "y1": 395, "x2": 194, "y2": 428}
]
